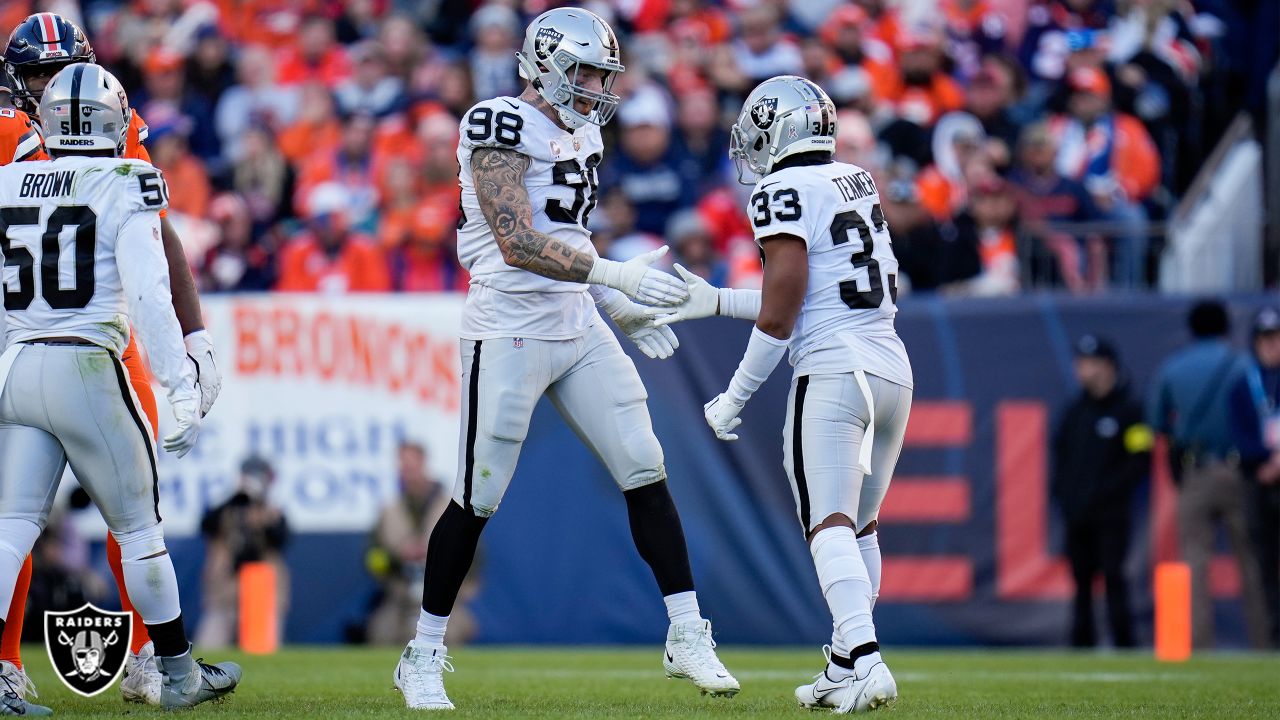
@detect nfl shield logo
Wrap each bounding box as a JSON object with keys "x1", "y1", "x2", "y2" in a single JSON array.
[
  {"x1": 513, "y1": 338, "x2": 524, "y2": 348},
  {"x1": 44, "y1": 603, "x2": 132, "y2": 697}
]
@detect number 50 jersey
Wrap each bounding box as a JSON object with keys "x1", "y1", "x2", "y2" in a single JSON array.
[
  {"x1": 0, "y1": 156, "x2": 169, "y2": 354},
  {"x1": 456, "y1": 97, "x2": 605, "y2": 340},
  {"x1": 748, "y1": 160, "x2": 913, "y2": 388}
]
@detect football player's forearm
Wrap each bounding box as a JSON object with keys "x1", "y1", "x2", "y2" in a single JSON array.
[
  {"x1": 472, "y1": 147, "x2": 594, "y2": 282},
  {"x1": 160, "y1": 216, "x2": 204, "y2": 335}
]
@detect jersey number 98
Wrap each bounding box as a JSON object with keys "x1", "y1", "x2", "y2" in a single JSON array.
[{"x1": 467, "y1": 108, "x2": 523, "y2": 147}]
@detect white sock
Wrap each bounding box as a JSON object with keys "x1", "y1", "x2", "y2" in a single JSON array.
[
  {"x1": 853, "y1": 650, "x2": 883, "y2": 677},
  {"x1": 415, "y1": 610, "x2": 449, "y2": 648},
  {"x1": 663, "y1": 591, "x2": 702, "y2": 625},
  {"x1": 0, "y1": 519, "x2": 39, "y2": 618},
  {"x1": 857, "y1": 531, "x2": 882, "y2": 610},
  {"x1": 810, "y1": 526, "x2": 876, "y2": 657},
  {"x1": 121, "y1": 554, "x2": 182, "y2": 623}
]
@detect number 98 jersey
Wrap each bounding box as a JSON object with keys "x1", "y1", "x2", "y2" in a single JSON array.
[
  {"x1": 748, "y1": 160, "x2": 912, "y2": 387},
  {"x1": 0, "y1": 156, "x2": 168, "y2": 354},
  {"x1": 456, "y1": 97, "x2": 605, "y2": 340}
]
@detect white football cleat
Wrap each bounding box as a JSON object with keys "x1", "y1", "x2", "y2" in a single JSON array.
[
  {"x1": 795, "y1": 647, "x2": 897, "y2": 713},
  {"x1": 121, "y1": 640, "x2": 163, "y2": 705},
  {"x1": 0, "y1": 661, "x2": 37, "y2": 701},
  {"x1": 663, "y1": 619, "x2": 740, "y2": 697},
  {"x1": 394, "y1": 641, "x2": 455, "y2": 710}
]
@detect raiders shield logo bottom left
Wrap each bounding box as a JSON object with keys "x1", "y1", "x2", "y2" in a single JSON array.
[{"x1": 44, "y1": 603, "x2": 133, "y2": 697}]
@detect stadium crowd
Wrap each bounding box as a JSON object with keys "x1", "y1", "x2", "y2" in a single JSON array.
[{"x1": 5, "y1": 0, "x2": 1274, "y2": 295}]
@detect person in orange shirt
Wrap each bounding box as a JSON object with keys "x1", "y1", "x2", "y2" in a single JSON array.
[
  {"x1": 821, "y1": 5, "x2": 899, "y2": 105},
  {"x1": 277, "y1": 183, "x2": 391, "y2": 293},
  {"x1": 887, "y1": 27, "x2": 966, "y2": 127},
  {"x1": 2, "y1": 12, "x2": 222, "y2": 706},
  {"x1": 1048, "y1": 67, "x2": 1160, "y2": 287},
  {"x1": 275, "y1": 15, "x2": 352, "y2": 87},
  {"x1": 144, "y1": 106, "x2": 212, "y2": 220}
]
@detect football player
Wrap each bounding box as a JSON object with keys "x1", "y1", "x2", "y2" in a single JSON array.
[
  {"x1": 0, "y1": 63, "x2": 239, "y2": 713},
  {"x1": 0, "y1": 12, "x2": 222, "y2": 706},
  {"x1": 393, "y1": 7, "x2": 739, "y2": 710},
  {"x1": 648, "y1": 76, "x2": 912, "y2": 713}
]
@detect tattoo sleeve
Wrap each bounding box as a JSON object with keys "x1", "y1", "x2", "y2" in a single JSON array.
[{"x1": 471, "y1": 147, "x2": 596, "y2": 282}]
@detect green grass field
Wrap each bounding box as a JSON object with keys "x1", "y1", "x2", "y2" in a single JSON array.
[{"x1": 17, "y1": 645, "x2": 1280, "y2": 719}]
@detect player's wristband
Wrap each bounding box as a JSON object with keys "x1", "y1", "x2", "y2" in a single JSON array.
[
  {"x1": 726, "y1": 326, "x2": 789, "y2": 404},
  {"x1": 718, "y1": 288, "x2": 762, "y2": 321},
  {"x1": 589, "y1": 285, "x2": 630, "y2": 317},
  {"x1": 586, "y1": 257, "x2": 623, "y2": 289}
]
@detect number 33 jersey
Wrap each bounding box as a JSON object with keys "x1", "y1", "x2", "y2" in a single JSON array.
[
  {"x1": 748, "y1": 160, "x2": 912, "y2": 387},
  {"x1": 456, "y1": 97, "x2": 605, "y2": 340},
  {"x1": 0, "y1": 156, "x2": 169, "y2": 354}
]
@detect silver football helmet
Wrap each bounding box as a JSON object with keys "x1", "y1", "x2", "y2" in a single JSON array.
[
  {"x1": 729, "y1": 75, "x2": 837, "y2": 184},
  {"x1": 516, "y1": 8, "x2": 624, "y2": 129},
  {"x1": 39, "y1": 62, "x2": 131, "y2": 156}
]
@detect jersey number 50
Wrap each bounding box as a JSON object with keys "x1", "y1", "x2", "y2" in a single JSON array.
[{"x1": 0, "y1": 206, "x2": 97, "y2": 311}]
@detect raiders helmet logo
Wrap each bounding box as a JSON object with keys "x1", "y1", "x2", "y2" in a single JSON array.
[
  {"x1": 534, "y1": 26, "x2": 564, "y2": 60},
  {"x1": 750, "y1": 97, "x2": 778, "y2": 129},
  {"x1": 45, "y1": 603, "x2": 132, "y2": 697}
]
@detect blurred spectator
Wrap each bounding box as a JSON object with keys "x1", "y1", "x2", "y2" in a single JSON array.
[
  {"x1": 216, "y1": 45, "x2": 299, "y2": 161},
  {"x1": 296, "y1": 111, "x2": 381, "y2": 230},
  {"x1": 594, "y1": 188, "x2": 664, "y2": 262},
  {"x1": 606, "y1": 89, "x2": 688, "y2": 238},
  {"x1": 820, "y1": 5, "x2": 897, "y2": 104},
  {"x1": 886, "y1": 25, "x2": 965, "y2": 127},
  {"x1": 851, "y1": 0, "x2": 903, "y2": 56},
  {"x1": 334, "y1": 41, "x2": 406, "y2": 117},
  {"x1": 965, "y1": 57, "x2": 1024, "y2": 169},
  {"x1": 185, "y1": 25, "x2": 236, "y2": 111},
  {"x1": 232, "y1": 125, "x2": 295, "y2": 228},
  {"x1": 364, "y1": 442, "x2": 455, "y2": 645},
  {"x1": 917, "y1": 112, "x2": 988, "y2": 221},
  {"x1": 1048, "y1": 67, "x2": 1159, "y2": 287},
  {"x1": 1010, "y1": 122, "x2": 1099, "y2": 291},
  {"x1": 145, "y1": 106, "x2": 211, "y2": 220},
  {"x1": 944, "y1": 176, "x2": 1020, "y2": 296},
  {"x1": 468, "y1": 3, "x2": 522, "y2": 103},
  {"x1": 713, "y1": 3, "x2": 803, "y2": 92},
  {"x1": 1148, "y1": 301, "x2": 1270, "y2": 649},
  {"x1": 276, "y1": 16, "x2": 351, "y2": 86},
  {"x1": 1019, "y1": 0, "x2": 1111, "y2": 90},
  {"x1": 136, "y1": 48, "x2": 220, "y2": 163},
  {"x1": 1228, "y1": 308, "x2": 1280, "y2": 647},
  {"x1": 882, "y1": 180, "x2": 979, "y2": 293},
  {"x1": 378, "y1": 15, "x2": 427, "y2": 84},
  {"x1": 834, "y1": 110, "x2": 886, "y2": 179},
  {"x1": 201, "y1": 194, "x2": 276, "y2": 292},
  {"x1": 672, "y1": 86, "x2": 729, "y2": 200},
  {"x1": 277, "y1": 182, "x2": 391, "y2": 293},
  {"x1": 279, "y1": 83, "x2": 342, "y2": 166},
  {"x1": 667, "y1": 209, "x2": 727, "y2": 288},
  {"x1": 1051, "y1": 335, "x2": 1149, "y2": 648},
  {"x1": 941, "y1": 0, "x2": 1009, "y2": 81},
  {"x1": 334, "y1": 0, "x2": 385, "y2": 43},
  {"x1": 197, "y1": 457, "x2": 290, "y2": 649}
]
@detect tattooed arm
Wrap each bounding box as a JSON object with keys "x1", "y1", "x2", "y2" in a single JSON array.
[{"x1": 471, "y1": 146, "x2": 596, "y2": 282}]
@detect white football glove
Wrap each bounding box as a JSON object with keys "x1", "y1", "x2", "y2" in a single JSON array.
[
  {"x1": 184, "y1": 329, "x2": 222, "y2": 417},
  {"x1": 163, "y1": 394, "x2": 202, "y2": 458},
  {"x1": 644, "y1": 264, "x2": 720, "y2": 327},
  {"x1": 587, "y1": 246, "x2": 689, "y2": 307},
  {"x1": 607, "y1": 299, "x2": 680, "y2": 359},
  {"x1": 703, "y1": 393, "x2": 745, "y2": 441}
]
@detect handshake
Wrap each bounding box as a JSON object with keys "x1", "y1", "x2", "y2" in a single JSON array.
[{"x1": 589, "y1": 245, "x2": 723, "y2": 362}]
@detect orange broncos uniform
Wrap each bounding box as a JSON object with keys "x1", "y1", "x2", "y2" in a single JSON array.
[{"x1": 0, "y1": 107, "x2": 160, "y2": 664}]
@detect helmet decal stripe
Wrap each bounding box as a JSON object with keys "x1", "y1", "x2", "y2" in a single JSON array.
[
  {"x1": 68, "y1": 63, "x2": 85, "y2": 135},
  {"x1": 37, "y1": 13, "x2": 62, "y2": 47}
]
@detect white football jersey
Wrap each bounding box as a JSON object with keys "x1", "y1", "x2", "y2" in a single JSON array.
[
  {"x1": 456, "y1": 97, "x2": 605, "y2": 340},
  {"x1": 748, "y1": 160, "x2": 913, "y2": 387},
  {"x1": 0, "y1": 156, "x2": 168, "y2": 355}
]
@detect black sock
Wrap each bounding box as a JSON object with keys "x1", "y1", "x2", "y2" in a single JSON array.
[
  {"x1": 421, "y1": 501, "x2": 488, "y2": 617},
  {"x1": 147, "y1": 614, "x2": 188, "y2": 658},
  {"x1": 623, "y1": 481, "x2": 694, "y2": 596}
]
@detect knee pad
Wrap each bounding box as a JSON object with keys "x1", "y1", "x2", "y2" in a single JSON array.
[
  {"x1": 111, "y1": 524, "x2": 167, "y2": 563},
  {"x1": 0, "y1": 518, "x2": 41, "y2": 562},
  {"x1": 810, "y1": 526, "x2": 863, "y2": 595}
]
